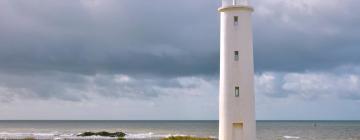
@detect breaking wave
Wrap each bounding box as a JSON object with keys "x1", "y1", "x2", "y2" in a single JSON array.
[
  {"x1": 283, "y1": 135, "x2": 300, "y2": 139},
  {"x1": 0, "y1": 132, "x2": 212, "y2": 139}
]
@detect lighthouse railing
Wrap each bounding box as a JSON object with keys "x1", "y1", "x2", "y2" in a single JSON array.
[{"x1": 222, "y1": 0, "x2": 249, "y2": 7}]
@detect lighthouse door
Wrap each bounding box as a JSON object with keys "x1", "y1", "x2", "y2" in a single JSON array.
[{"x1": 233, "y1": 122, "x2": 244, "y2": 140}]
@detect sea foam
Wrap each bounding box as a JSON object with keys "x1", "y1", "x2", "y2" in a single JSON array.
[{"x1": 283, "y1": 135, "x2": 300, "y2": 139}]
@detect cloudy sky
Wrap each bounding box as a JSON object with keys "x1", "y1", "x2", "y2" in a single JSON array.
[{"x1": 0, "y1": 0, "x2": 359, "y2": 120}]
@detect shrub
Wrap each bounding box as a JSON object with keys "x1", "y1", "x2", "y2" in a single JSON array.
[
  {"x1": 161, "y1": 136, "x2": 214, "y2": 140},
  {"x1": 23, "y1": 138, "x2": 35, "y2": 140},
  {"x1": 78, "y1": 131, "x2": 96, "y2": 136},
  {"x1": 77, "y1": 131, "x2": 126, "y2": 137}
]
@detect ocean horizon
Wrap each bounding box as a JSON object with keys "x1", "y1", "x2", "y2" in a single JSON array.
[{"x1": 0, "y1": 120, "x2": 359, "y2": 139}]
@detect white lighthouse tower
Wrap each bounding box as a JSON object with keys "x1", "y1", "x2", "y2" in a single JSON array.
[{"x1": 218, "y1": 0, "x2": 256, "y2": 140}]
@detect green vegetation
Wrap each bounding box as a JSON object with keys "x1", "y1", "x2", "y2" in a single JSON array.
[
  {"x1": 23, "y1": 138, "x2": 35, "y2": 140},
  {"x1": 117, "y1": 137, "x2": 126, "y2": 140},
  {"x1": 161, "y1": 136, "x2": 214, "y2": 140},
  {"x1": 77, "y1": 131, "x2": 126, "y2": 138}
]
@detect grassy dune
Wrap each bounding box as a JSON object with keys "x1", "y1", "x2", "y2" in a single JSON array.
[{"x1": 161, "y1": 136, "x2": 214, "y2": 140}]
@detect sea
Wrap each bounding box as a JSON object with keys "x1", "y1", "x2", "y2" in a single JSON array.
[{"x1": 0, "y1": 120, "x2": 359, "y2": 140}]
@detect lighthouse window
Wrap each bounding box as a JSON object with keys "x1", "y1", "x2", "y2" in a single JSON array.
[
  {"x1": 234, "y1": 51, "x2": 239, "y2": 61},
  {"x1": 235, "y1": 86, "x2": 240, "y2": 97},
  {"x1": 234, "y1": 16, "x2": 239, "y2": 25}
]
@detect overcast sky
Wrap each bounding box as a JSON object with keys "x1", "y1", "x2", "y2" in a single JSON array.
[{"x1": 0, "y1": 0, "x2": 359, "y2": 120}]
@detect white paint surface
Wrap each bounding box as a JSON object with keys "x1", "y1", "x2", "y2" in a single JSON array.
[{"x1": 219, "y1": 0, "x2": 256, "y2": 140}]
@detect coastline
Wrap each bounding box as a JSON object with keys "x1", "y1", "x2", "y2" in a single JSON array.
[{"x1": 0, "y1": 120, "x2": 359, "y2": 140}]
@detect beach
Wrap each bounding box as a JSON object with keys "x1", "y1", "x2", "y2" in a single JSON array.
[{"x1": 0, "y1": 120, "x2": 359, "y2": 140}]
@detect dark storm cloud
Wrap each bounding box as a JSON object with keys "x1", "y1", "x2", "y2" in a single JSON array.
[
  {"x1": 0, "y1": 0, "x2": 219, "y2": 76},
  {"x1": 1, "y1": 0, "x2": 360, "y2": 76},
  {"x1": 253, "y1": 0, "x2": 360, "y2": 72},
  {"x1": 2, "y1": 0, "x2": 360, "y2": 120},
  {"x1": 1, "y1": 0, "x2": 360, "y2": 102}
]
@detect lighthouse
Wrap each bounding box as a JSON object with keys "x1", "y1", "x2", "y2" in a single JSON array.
[{"x1": 218, "y1": 0, "x2": 256, "y2": 140}]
